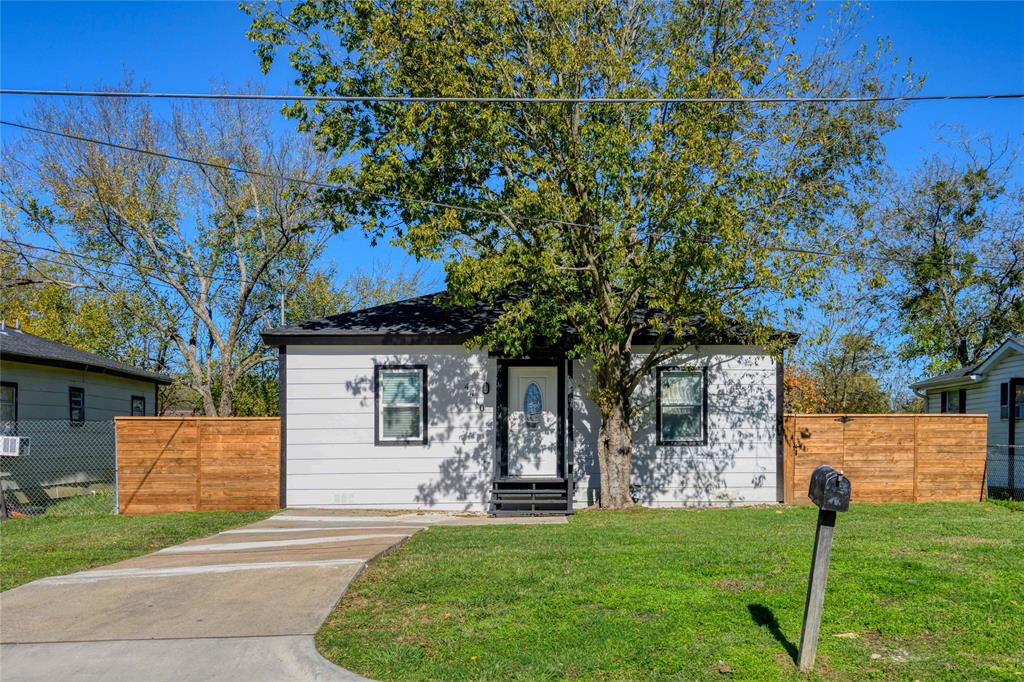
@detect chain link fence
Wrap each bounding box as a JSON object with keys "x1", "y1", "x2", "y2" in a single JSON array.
[
  {"x1": 0, "y1": 420, "x2": 116, "y2": 517},
  {"x1": 987, "y1": 445, "x2": 1023, "y2": 501}
]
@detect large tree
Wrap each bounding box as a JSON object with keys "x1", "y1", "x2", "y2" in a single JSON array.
[
  {"x1": 811, "y1": 333, "x2": 892, "y2": 413},
  {"x1": 0, "y1": 250, "x2": 172, "y2": 371},
  {"x1": 869, "y1": 135, "x2": 1024, "y2": 374},
  {"x1": 1, "y1": 90, "x2": 425, "y2": 415},
  {"x1": 247, "y1": 0, "x2": 914, "y2": 506}
]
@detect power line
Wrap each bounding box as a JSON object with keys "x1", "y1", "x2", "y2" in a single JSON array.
[
  {"x1": 5, "y1": 238, "x2": 260, "y2": 286},
  {"x1": 0, "y1": 119, "x2": 592, "y2": 230},
  {"x1": 0, "y1": 246, "x2": 241, "y2": 304},
  {"x1": 2, "y1": 88, "x2": 1023, "y2": 105},
  {"x1": 0, "y1": 119, "x2": 1009, "y2": 273}
]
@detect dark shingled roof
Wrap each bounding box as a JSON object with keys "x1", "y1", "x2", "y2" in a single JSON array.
[
  {"x1": 262, "y1": 292, "x2": 497, "y2": 344},
  {"x1": 910, "y1": 365, "x2": 979, "y2": 390},
  {"x1": 911, "y1": 336, "x2": 1024, "y2": 390},
  {"x1": 260, "y1": 291, "x2": 796, "y2": 347},
  {"x1": 0, "y1": 327, "x2": 172, "y2": 384}
]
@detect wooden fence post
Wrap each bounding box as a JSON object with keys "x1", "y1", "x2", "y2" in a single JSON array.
[
  {"x1": 912, "y1": 415, "x2": 919, "y2": 503},
  {"x1": 194, "y1": 419, "x2": 202, "y2": 511}
]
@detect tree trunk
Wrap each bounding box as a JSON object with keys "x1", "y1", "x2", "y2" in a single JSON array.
[
  {"x1": 597, "y1": 393, "x2": 635, "y2": 508},
  {"x1": 218, "y1": 370, "x2": 235, "y2": 417}
]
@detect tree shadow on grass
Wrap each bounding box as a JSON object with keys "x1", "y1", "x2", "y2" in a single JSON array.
[{"x1": 748, "y1": 603, "x2": 798, "y2": 664}]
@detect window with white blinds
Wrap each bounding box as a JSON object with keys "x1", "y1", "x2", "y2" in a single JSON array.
[
  {"x1": 657, "y1": 367, "x2": 706, "y2": 445},
  {"x1": 376, "y1": 365, "x2": 427, "y2": 444}
]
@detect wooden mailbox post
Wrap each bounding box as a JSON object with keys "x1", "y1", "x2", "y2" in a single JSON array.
[{"x1": 798, "y1": 465, "x2": 851, "y2": 673}]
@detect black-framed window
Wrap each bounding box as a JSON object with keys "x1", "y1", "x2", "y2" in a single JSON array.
[
  {"x1": 131, "y1": 395, "x2": 146, "y2": 416},
  {"x1": 999, "y1": 382, "x2": 1024, "y2": 420},
  {"x1": 69, "y1": 386, "x2": 85, "y2": 425},
  {"x1": 940, "y1": 389, "x2": 964, "y2": 414},
  {"x1": 0, "y1": 381, "x2": 17, "y2": 435},
  {"x1": 375, "y1": 365, "x2": 428, "y2": 445},
  {"x1": 656, "y1": 366, "x2": 707, "y2": 445}
]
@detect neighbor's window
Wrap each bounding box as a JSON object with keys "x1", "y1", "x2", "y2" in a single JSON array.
[
  {"x1": 0, "y1": 382, "x2": 17, "y2": 434},
  {"x1": 940, "y1": 389, "x2": 964, "y2": 414},
  {"x1": 375, "y1": 365, "x2": 427, "y2": 444},
  {"x1": 657, "y1": 367, "x2": 706, "y2": 445},
  {"x1": 69, "y1": 386, "x2": 85, "y2": 425},
  {"x1": 131, "y1": 395, "x2": 146, "y2": 417},
  {"x1": 1000, "y1": 383, "x2": 1009, "y2": 419}
]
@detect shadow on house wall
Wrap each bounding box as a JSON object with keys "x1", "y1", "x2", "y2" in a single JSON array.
[
  {"x1": 329, "y1": 347, "x2": 775, "y2": 510},
  {"x1": 570, "y1": 351, "x2": 775, "y2": 506},
  {"x1": 338, "y1": 350, "x2": 495, "y2": 511}
]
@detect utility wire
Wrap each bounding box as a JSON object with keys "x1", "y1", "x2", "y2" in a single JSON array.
[
  {"x1": 4, "y1": 238, "x2": 263, "y2": 286},
  {"x1": 0, "y1": 119, "x2": 592, "y2": 230},
  {"x1": 2, "y1": 89, "x2": 1024, "y2": 105},
  {"x1": 0, "y1": 119, "x2": 594, "y2": 229},
  {"x1": 0, "y1": 120, "x2": 1010, "y2": 273},
  {"x1": 0, "y1": 246, "x2": 256, "y2": 306}
]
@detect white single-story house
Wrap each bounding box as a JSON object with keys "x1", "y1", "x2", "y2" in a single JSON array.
[
  {"x1": 261, "y1": 293, "x2": 789, "y2": 514},
  {"x1": 911, "y1": 337, "x2": 1023, "y2": 494}
]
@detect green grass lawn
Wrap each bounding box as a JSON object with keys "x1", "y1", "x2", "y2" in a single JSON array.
[
  {"x1": 318, "y1": 503, "x2": 1024, "y2": 681},
  {"x1": 1, "y1": 508, "x2": 274, "y2": 591}
]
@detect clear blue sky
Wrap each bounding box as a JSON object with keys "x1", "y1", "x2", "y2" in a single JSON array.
[{"x1": 2, "y1": 1, "x2": 1023, "y2": 293}]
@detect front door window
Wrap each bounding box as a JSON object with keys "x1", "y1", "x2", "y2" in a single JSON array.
[{"x1": 523, "y1": 382, "x2": 542, "y2": 427}]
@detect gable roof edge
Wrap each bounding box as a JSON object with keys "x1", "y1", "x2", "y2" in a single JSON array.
[{"x1": 910, "y1": 337, "x2": 1023, "y2": 391}]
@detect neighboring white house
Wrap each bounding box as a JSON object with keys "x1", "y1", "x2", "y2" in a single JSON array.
[
  {"x1": 911, "y1": 337, "x2": 1023, "y2": 495},
  {"x1": 0, "y1": 325, "x2": 172, "y2": 503},
  {"x1": 261, "y1": 293, "x2": 789, "y2": 514}
]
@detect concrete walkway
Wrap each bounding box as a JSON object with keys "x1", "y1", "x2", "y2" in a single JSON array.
[{"x1": 0, "y1": 510, "x2": 565, "y2": 681}]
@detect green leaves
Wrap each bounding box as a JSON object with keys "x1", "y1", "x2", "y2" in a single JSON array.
[
  {"x1": 868, "y1": 135, "x2": 1023, "y2": 373},
  {"x1": 246, "y1": 0, "x2": 915, "y2": 446}
]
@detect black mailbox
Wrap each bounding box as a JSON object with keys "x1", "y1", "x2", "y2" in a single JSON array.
[{"x1": 807, "y1": 466, "x2": 851, "y2": 512}]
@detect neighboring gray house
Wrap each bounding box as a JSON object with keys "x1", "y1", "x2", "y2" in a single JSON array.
[
  {"x1": 0, "y1": 325, "x2": 171, "y2": 503},
  {"x1": 0, "y1": 326, "x2": 171, "y2": 424},
  {"x1": 911, "y1": 337, "x2": 1023, "y2": 493},
  {"x1": 261, "y1": 293, "x2": 789, "y2": 514}
]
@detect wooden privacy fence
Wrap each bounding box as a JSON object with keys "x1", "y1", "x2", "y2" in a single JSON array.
[
  {"x1": 783, "y1": 414, "x2": 988, "y2": 504},
  {"x1": 116, "y1": 417, "x2": 280, "y2": 514}
]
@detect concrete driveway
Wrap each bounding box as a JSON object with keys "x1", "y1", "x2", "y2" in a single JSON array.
[{"x1": 0, "y1": 510, "x2": 565, "y2": 681}]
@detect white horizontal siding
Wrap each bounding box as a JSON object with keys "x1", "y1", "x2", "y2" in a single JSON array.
[
  {"x1": 284, "y1": 343, "x2": 779, "y2": 510},
  {"x1": 571, "y1": 346, "x2": 779, "y2": 507},
  {"x1": 285, "y1": 346, "x2": 495, "y2": 510},
  {"x1": 286, "y1": 489, "x2": 485, "y2": 510},
  {"x1": 288, "y1": 429, "x2": 491, "y2": 445}
]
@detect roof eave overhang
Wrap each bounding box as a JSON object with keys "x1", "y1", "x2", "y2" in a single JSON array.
[
  {"x1": 975, "y1": 339, "x2": 1024, "y2": 374},
  {"x1": 1, "y1": 352, "x2": 174, "y2": 385},
  {"x1": 910, "y1": 338, "x2": 1023, "y2": 391},
  {"x1": 910, "y1": 376, "x2": 976, "y2": 392},
  {"x1": 260, "y1": 332, "x2": 473, "y2": 346},
  {"x1": 262, "y1": 329, "x2": 800, "y2": 349}
]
